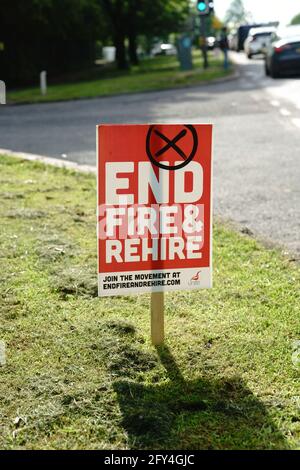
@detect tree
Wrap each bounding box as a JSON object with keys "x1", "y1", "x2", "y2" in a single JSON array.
[
  {"x1": 100, "y1": 1, "x2": 129, "y2": 69},
  {"x1": 224, "y1": 0, "x2": 249, "y2": 27},
  {"x1": 212, "y1": 15, "x2": 224, "y2": 32},
  {"x1": 0, "y1": 0, "x2": 106, "y2": 85},
  {"x1": 99, "y1": 0, "x2": 189, "y2": 69},
  {"x1": 0, "y1": 0, "x2": 189, "y2": 83},
  {"x1": 134, "y1": 0, "x2": 189, "y2": 64},
  {"x1": 291, "y1": 13, "x2": 300, "y2": 25}
]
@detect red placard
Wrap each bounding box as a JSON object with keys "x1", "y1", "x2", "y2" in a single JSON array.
[{"x1": 97, "y1": 124, "x2": 213, "y2": 296}]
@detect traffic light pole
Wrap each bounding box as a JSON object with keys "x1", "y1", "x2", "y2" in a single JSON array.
[{"x1": 200, "y1": 15, "x2": 209, "y2": 69}]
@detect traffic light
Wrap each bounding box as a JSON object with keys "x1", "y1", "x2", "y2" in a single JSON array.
[{"x1": 197, "y1": 0, "x2": 210, "y2": 15}]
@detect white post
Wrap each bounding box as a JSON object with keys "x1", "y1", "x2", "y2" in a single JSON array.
[
  {"x1": 40, "y1": 71, "x2": 47, "y2": 96},
  {"x1": 0, "y1": 80, "x2": 6, "y2": 104},
  {"x1": 0, "y1": 340, "x2": 6, "y2": 366}
]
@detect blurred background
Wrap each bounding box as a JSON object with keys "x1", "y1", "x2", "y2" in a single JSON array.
[
  {"x1": 0, "y1": 0, "x2": 300, "y2": 255},
  {"x1": 0, "y1": 1, "x2": 299, "y2": 95}
]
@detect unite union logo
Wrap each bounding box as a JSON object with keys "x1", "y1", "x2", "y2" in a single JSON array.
[{"x1": 189, "y1": 271, "x2": 202, "y2": 286}]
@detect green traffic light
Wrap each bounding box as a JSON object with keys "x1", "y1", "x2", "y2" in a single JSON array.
[{"x1": 197, "y1": 1, "x2": 206, "y2": 12}]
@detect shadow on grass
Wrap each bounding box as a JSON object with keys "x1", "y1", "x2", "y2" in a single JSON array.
[{"x1": 112, "y1": 343, "x2": 288, "y2": 450}]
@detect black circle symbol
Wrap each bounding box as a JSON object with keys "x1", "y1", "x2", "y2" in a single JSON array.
[{"x1": 146, "y1": 124, "x2": 198, "y2": 171}]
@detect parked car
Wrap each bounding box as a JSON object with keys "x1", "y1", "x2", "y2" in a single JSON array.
[
  {"x1": 235, "y1": 23, "x2": 279, "y2": 52},
  {"x1": 244, "y1": 27, "x2": 276, "y2": 58},
  {"x1": 236, "y1": 25, "x2": 255, "y2": 51},
  {"x1": 151, "y1": 43, "x2": 177, "y2": 56},
  {"x1": 265, "y1": 25, "x2": 300, "y2": 78}
]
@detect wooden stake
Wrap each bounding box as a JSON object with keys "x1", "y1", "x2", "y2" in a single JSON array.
[{"x1": 151, "y1": 292, "x2": 164, "y2": 345}]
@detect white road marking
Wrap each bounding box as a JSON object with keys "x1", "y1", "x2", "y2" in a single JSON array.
[
  {"x1": 266, "y1": 82, "x2": 300, "y2": 110},
  {"x1": 270, "y1": 100, "x2": 280, "y2": 107},
  {"x1": 280, "y1": 108, "x2": 291, "y2": 117},
  {"x1": 291, "y1": 118, "x2": 300, "y2": 129}
]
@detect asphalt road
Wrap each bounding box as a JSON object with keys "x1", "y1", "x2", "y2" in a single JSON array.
[{"x1": 1, "y1": 52, "x2": 300, "y2": 256}]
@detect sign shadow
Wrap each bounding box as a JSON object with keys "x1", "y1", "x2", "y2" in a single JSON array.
[{"x1": 112, "y1": 343, "x2": 289, "y2": 449}]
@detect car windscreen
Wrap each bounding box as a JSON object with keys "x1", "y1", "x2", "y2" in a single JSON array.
[{"x1": 253, "y1": 33, "x2": 273, "y2": 38}]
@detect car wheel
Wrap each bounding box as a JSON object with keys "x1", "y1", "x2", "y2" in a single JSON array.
[
  {"x1": 247, "y1": 53, "x2": 252, "y2": 59},
  {"x1": 270, "y1": 66, "x2": 280, "y2": 79}
]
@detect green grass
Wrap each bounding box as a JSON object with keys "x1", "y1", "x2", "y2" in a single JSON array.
[
  {"x1": 7, "y1": 51, "x2": 232, "y2": 104},
  {"x1": 0, "y1": 154, "x2": 299, "y2": 450}
]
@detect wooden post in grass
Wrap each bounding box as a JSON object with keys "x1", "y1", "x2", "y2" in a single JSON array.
[{"x1": 151, "y1": 292, "x2": 164, "y2": 345}]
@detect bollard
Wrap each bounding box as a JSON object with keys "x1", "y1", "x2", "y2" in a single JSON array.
[
  {"x1": 40, "y1": 71, "x2": 47, "y2": 96},
  {"x1": 0, "y1": 80, "x2": 6, "y2": 104}
]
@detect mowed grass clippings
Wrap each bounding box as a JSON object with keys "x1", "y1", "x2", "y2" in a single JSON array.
[
  {"x1": 7, "y1": 51, "x2": 232, "y2": 104},
  {"x1": 0, "y1": 154, "x2": 299, "y2": 450}
]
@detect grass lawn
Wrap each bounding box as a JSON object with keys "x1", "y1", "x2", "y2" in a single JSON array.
[
  {"x1": 0, "y1": 154, "x2": 299, "y2": 450},
  {"x1": 7, "y1": 50, "x2": 232, "y2": 104}
]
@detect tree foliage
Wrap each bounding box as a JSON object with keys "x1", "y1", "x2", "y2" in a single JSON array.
[
  {"x1": 224, "y1": 0, "x2": 249, "y2": 27},
  {"x1": 0, "y1": 0, "x2": 190, "y2": 84},
  {"x1": 291, "y1": 13, "x2": 300, "y2": 25},
  {"x1": 99, "y1": 0, "x2": 189, "y2": 68},
  {"x1": 0, "y1": 0, "x2": 105, "y2": 85}
]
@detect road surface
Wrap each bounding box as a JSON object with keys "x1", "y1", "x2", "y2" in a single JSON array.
[{"x1": 1, "y1": 53, "x2": 300, "y2": 256}]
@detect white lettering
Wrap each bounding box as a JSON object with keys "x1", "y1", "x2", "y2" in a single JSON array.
[
  {"x1": 106, "y1": 240, "x2": 122, "y2": 263},
  {"x1": 105, "y1": 162, "x2": 134, "y2": 205},
  {"x1": 169, "y1": 238, "x2": 185, "y2": 260},
  {"x1": 160, "y1": 206, "x2": 178, "y2": 235},
  {"x1": 125, "y1": 239, "x2": 140, "y2": 262},
  {"x1": 186, "y1": 236, "x2": 202, "y2": 259},
  {"x1": 175, "y1": 162, "x2": 203, "y2": 203},
  {"x1": 138, "y1": 162, "x2": 169, "y2": 204}
]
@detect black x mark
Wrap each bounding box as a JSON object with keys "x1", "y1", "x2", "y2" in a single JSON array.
[{"x1": 154, "y1": 129, "x2": 187, "y2": 160}]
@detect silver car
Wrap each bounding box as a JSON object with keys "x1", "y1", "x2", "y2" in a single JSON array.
[{"x1": 244, "y1": 27, "x2": 276, "y2": 59}]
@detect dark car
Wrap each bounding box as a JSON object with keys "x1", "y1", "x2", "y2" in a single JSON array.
[
  {"x1": 236, "y1": 25, "x2": 257, "y2": 51},
  {"x1": 265, "y1": 25, "x2": 300, "y2": 78}
]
